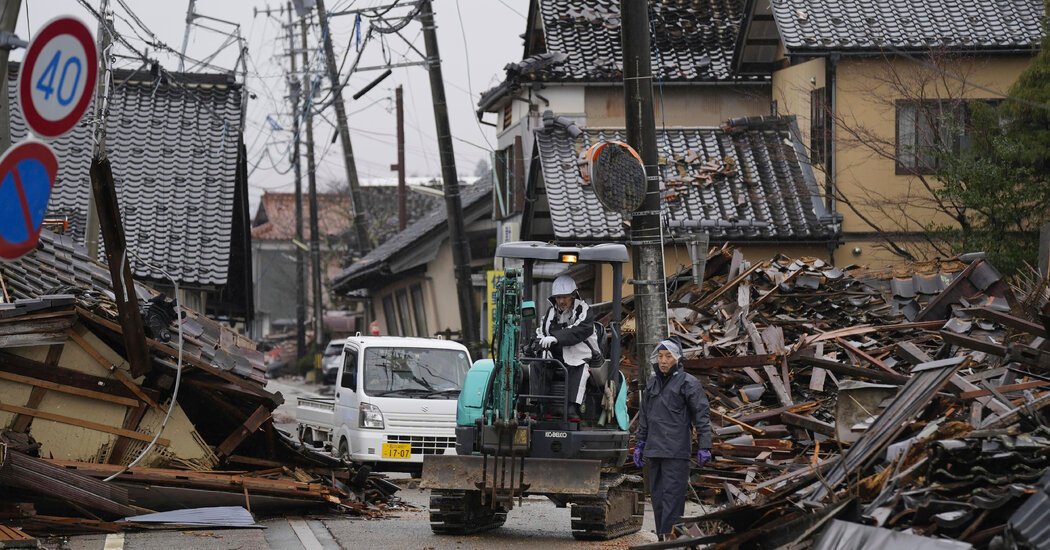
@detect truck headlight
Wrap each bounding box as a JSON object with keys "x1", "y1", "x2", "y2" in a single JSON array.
[{"x1": 359, "y1": 402, "x2": 385, "y2": 429}]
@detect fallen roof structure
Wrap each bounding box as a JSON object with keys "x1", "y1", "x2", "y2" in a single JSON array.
[{"x1": 0, "y1": 231, "x2": 398, "y2": 536}]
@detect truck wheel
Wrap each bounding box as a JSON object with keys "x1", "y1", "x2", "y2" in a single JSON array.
[
  {"x1": 430, "y1": 490, "x2": 506, "y2": 535},
  {"x1": 338, "y1": 439, "x2": 351, "y2": 461}
]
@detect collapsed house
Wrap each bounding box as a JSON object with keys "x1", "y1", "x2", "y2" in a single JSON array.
[
  {"x1": 622, "y1": 248, "x2": 1050, "y2": 549},
  {"x1": 0, "y1": 231, "x2": 397, "y2": 538}
]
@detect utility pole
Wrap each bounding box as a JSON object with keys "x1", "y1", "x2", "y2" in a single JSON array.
[
  {"x1": 419, "y1": 0, "x2": 479, "y2": 349},
  {"x1": 89, "y1": 6, "x2": 151, "y2": 377},
  {"x1": 392, "y1": 85, "x2": 406, "y2": 230},
  {"x1": 620, "y1": 0, "x2": 667, "y2": 391},
  {"x1": 315, "y1": 0, "x2": 372, "y2": 256},
  {"x1": 288, "y1": 3, "x2": 307, "y2": 361},
  {"x1": 0, "y1": 0, "x2": 21, "y2": 155},
  {"x1": 85, "y1": 0, "x2": 112, "y2": 259},
  {"x1": 301, "y1": 14, "x2": 325, "y2": 377}
]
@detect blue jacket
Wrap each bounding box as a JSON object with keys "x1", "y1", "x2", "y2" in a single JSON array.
[{"x1": 637, "y1": 362, "x2": 712, "y2": 458}]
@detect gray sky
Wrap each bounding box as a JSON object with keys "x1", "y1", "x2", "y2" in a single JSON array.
[{"x1": 12, "y1": 0, "x2": 526, "y2": 212}]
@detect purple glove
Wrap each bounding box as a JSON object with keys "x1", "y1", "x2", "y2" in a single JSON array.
[
  {"x1": 697, "y1": 449, "x2": 712, "y2": 467},
  {"x1": 633, "y1": 441, "x2": 645, "y2": 468}
]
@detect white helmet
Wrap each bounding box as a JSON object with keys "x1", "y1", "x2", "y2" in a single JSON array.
[{"x1": 551, "y1": 275, "x2": 578, "y2": 297}]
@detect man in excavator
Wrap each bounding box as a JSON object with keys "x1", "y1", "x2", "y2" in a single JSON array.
[{"x1": 535, "y1": 274, "x2": 601, "y2": 421}]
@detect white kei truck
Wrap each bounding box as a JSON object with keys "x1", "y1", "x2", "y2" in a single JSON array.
[{"x1": 296, "y1": 336, "x2": 470, "y2": 472}]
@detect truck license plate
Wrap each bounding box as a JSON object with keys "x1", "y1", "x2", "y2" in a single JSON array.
[{"x1": 381, "y1": 442, "x2": 412, "y2": 459}]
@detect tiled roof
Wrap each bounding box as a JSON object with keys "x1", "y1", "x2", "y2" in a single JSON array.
[
  {"x1": 537, "y1": 0, "x2": 748, "y2": 82},
  {"x1": 250, "y1": 188, "x2": 440, "y2": 243},
  {"x1": 7, "y1": 64, "x2": 245, "y2": 287},
  {"x1": 771, "y1": 0, "x2": 1045, "y2": 52},
  {"x1": 332, "y1": 176, "x2": 493, "y2": 291},
  {"x1": 532, "y1": 113, "x2": 836, "y2": 242}
]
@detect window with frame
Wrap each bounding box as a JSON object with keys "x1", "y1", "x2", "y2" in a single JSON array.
[
  {"x1": 895, "y1": 99, "x2": 995, "y2": 174},
  {"x1": 410, "y1": 284, "x2": 428, "y2": 337},
  {"x1": 395, "y1": 289, "x2": 412, "y2": 336},
  {"x1": 382, "y1": 295, "x2": 399, "y2": 336},
  {"x1": 810, "y1": 88, "x2": 828, "y2": 165}
]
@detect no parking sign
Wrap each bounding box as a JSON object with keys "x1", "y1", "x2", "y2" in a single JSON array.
[
  {"x1": 0, "y1": 141, "x2": 59, "y2": 261},
  {"x1": 18, "y1": 16, "x2": 98, "y2": 139}
]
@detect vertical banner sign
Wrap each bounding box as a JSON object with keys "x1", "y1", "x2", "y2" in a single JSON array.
[
  {"x1": 486, "y1": 270, "x2": 505, "y2": 346},
  {"x1": 18, "y1": 17, "x2": 99, "y2": 139},
  {"x1": 0, "y1": 141, "x2": 60, "y2": 260}
]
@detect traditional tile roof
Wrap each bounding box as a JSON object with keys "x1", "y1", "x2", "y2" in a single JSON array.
[
  {"x1": 332, "y1": 176, "x2": 493, "y2": 291},
  {"x1": 6, "y1": 64, "x2": 246, "y2": 288},
  {"x1": 530, "y1": 113, "x2": 837, "y2": 242},
  {"x1": 478, "y1": 0, "x2": 757, "y2": 114},
  {"x1": 770, "y1": 0, "x2": 1045, "y2": 53},
  {"x1": 250, "y1": 188, "x2": 440, "y2": 243},
  {"x1": 538, "y1": 0, "x2": 749, "y2": 81}
]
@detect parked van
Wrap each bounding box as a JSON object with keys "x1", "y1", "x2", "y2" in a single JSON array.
[{"x1": 296, "y1": 336, "x2": 469, "y2": 472}]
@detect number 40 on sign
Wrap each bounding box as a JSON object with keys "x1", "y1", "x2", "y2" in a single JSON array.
[{"x1": 18, "y1": 16, "x2": 98, "y2": 139}]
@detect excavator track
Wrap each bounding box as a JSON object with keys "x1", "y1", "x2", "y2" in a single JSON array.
[
  {"x1": 570, "y1": 474, "x2": 644, "y2": 541},
  {"x1": 429, "y1": 489, "x2": 507, "y2": 535}
]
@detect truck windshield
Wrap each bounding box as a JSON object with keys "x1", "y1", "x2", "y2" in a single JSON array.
[{"x1": 363, "y1": 347, "x2": 470, "y2": 398}]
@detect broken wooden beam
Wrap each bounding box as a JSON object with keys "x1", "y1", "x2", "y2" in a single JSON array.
[
  {"x1": 216, "y1": 405, "x2": 273, "y2": 459},
  {"x1": 780, "y1": 411, "x2": 836, "y2": 438},
  {"x1": 681, "y1": 354, "x2": 782, "y2": 371},
  {"x1": 794, "y1": 355, "x2": 909, "y2": 385},
  {"x1": 0, "y1": 403, "x2": 169, "y2": 446}
]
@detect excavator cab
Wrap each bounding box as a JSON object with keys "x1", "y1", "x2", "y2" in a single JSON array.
[{"x1": 421, "y1": 242, "x2": 643, "y2": 541}]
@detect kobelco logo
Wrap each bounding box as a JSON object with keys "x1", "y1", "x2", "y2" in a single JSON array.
[{"x1": 545, "y1": 431, "x2": 568, "y2": 438}]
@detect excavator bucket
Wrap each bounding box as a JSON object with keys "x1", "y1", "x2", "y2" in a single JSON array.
[{"x1": 421, "y1": 455, "x2": 601, "y2": 494}]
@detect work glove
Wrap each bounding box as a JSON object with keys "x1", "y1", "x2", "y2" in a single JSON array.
[
  {"x1": 539, "y1": 336, "x2": 558, "y2": 349},
  {"x1": 697, "y1": 448, "x2": 712, "y2": 467},
  {"x1": 633, "y1": 441, "x2": 645, "y2": 468}
]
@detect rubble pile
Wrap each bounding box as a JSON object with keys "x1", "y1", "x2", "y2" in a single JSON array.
[
  {"x1": 623, "y1": 248, "x2": 1050, "y2": 549},
  {"x1": 0, "y1": 232, "x2": 398, "y2": 537}
]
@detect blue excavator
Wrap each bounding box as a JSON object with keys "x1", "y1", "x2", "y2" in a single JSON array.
[{"x1": 421, "y1": 241, "x2": 642, "y2": 540}]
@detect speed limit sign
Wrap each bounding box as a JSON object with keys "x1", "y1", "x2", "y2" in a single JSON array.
[{"x1": 18, "y1": 17, "x2": 98, "y2": 139}]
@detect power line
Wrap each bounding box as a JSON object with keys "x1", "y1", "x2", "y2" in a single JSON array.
[{"x1": 453, "y1": 0, "x2": 494, "y2": 151}]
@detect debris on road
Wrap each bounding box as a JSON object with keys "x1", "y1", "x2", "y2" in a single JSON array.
[
  {"x1": 622, "y1": 246, "x2": 1050, "y2": 549},
  {"x1": 0, "y1": 231, "x2": 398, "y2": 537}
]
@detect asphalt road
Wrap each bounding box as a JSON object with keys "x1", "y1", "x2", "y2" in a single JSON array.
[
  {"x1": 50, "y1": 486, "x2": 676, "y2": 550},
  {"x1": 42, "y1": 376, "x2": 705, "y2": 549}
]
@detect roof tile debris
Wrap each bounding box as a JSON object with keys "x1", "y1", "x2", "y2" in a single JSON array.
[
  {"x1": 6, "y1": 65, "x2": 245, "y2": 287},
  {"x1": 770, "y1": 0, "x2": 1045, "y2": 52},
  {"x1": 621, "y1": 248, "x2": 1050, "y2": 548},
  {"x1": 533, "y1": 112, "x2": 835, "y2": 242}
]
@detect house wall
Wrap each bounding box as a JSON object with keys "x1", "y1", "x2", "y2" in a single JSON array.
[
  {"x1": 831, "y1": 55, "x2": 1032, "y2": 266},
  {"x1": 771, "y1": 57, "x2": 826, "y2": 190},
  {"x1": 584, "y1": 84, "x2": 770, "y2": 127}
]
